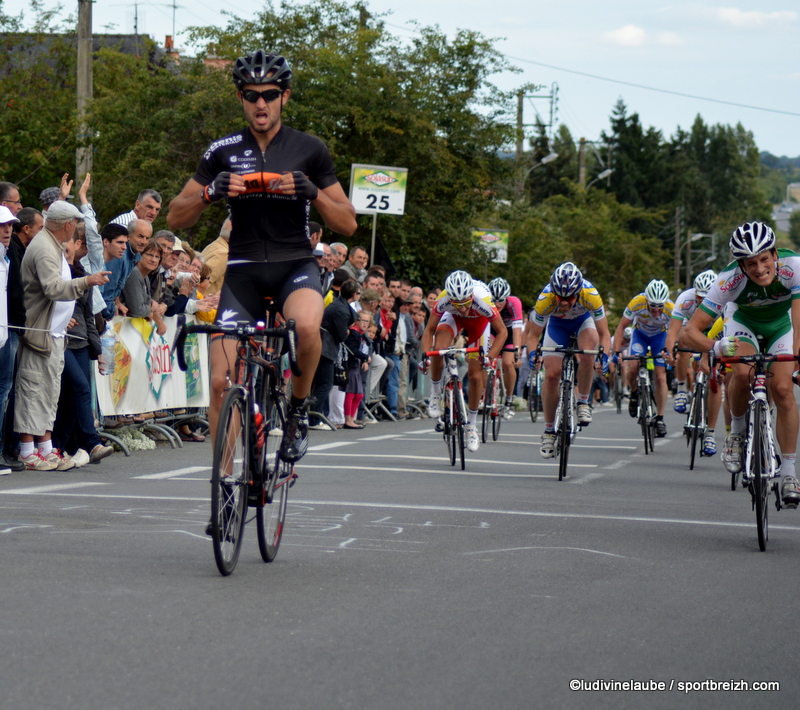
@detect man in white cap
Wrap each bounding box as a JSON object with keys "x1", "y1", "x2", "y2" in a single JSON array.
[
  {"x1": 14, "y1": 201, "x2": 111, "y2": 470},
  {"x1": 0, "y1": 206, "x2": 16, "y2": 473}
]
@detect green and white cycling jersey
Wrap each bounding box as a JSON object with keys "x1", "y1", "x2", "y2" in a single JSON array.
[
  {"x1": 671, "y1": 287, "x2": 699, "y2": 324},
  {"x1": 699, "y1": 249, "x2": 800, "y2": 321}
]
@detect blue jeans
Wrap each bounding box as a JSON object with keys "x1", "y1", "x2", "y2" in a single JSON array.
[
  {"x1": 0, "y1": 331, "x2": 19, "y2": 451},
  {"x1": 52, "y1": 347, "x2": 102, "y2": 454},
  {"x1": 385, "y1": 353, "x2": 400, "y2": 414}
]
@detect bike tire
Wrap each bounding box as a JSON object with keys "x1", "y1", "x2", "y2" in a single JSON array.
[
  {"x1": 646, "y1": 389, "x2": 657, "y2": 453},
  {"x1": 256, "y1": 389, "x2": 289, "y2": 563},
  {"x1": 492, "y1": 372, "x2": 503, "y2": 441},
  {"x1": 482, "y1": 372, "x2": 494, "y2": 443},
  {"x1": 614, "y1": 375, "x2": 623, "y2": 415},
  {"x1": 457, "y1": 389, "x2": 467, "y2": 470},
  {"x1": 752, "y1": 402, "x2": 769, "y2": 552},
  {"x1": 445, "y1": 384, "x2": 456, "y2": 467},
  {"x1": 529, "y1": 372, "x2": 541, "y2": 423},
  {"x1": 558, "y1": 381, "x2": 571, "y2": 481},
  {"x1": 210, "y1": 386, "x2": 249, "y2": 576}
]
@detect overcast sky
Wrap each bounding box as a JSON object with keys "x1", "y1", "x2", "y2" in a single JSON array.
[{"x1": 6, "y1": 1, "x2": 800, "y2": 159}]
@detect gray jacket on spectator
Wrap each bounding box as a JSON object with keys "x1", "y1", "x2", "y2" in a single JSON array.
[{"x1": 21, "y1": 228, "x2": 89, "y2": 357}]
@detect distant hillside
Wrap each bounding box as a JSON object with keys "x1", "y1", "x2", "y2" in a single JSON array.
[
  {"x1": 760, "y1": 152, "x2": 800, "y2": 170},
  {"x1": 759, "y1": 152, "x2": 800, "y2": 204}
]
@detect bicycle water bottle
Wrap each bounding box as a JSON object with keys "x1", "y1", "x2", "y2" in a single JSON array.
[
  {"x1": 98, "y1": 326, "x2": 116, "y2": 376},
  {"x1": 254, "y1": 406, "x2": 265, "y2": 451}
]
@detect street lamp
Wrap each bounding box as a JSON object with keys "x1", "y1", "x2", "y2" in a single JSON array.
[
  {"x1": 586, "y1": 168, "x2": 613, "y2": 189},
  {"x1": 517, "y1": 151, "x2": 558, "y2": 199}
]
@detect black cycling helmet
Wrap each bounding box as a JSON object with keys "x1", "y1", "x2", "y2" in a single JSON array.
[{"x1": 232, "y1": 50, "x2": 292, "y2": 90}]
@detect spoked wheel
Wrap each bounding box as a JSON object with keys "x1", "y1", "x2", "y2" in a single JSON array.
[
  {"x1": 558, "y1": 383, "x2": 571, "y2": 481},
  {"x1": 211, "y1": 387, "x2": 249, "y2": 576},
  {"x1": 752, "y1": 402, "x2": 769, "y2": 552},
  {"x1": 613, "y1": 376, "x2": 623, "y2": 415},
  {"x1": 481, "y1": 372, "x2": 494, "y2": 443},
  {"x1": 529, "y1": 372, "x2": 542, "y2": 423},
  {"x1": 444, "y1": 386, "x2": 456, "y2": 467},
  {"x1": 492, "y1": 374, "x2": 503, "y2": 441},
  {"x1": 256, "y1": 393, "x2": 289, "y2": 563},
  {"x1": 457, "y1": 390, "x2": 467, "y2": 470}
]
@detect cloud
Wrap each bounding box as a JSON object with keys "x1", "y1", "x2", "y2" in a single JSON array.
[
  {"x1": 715, "y1": 7, "x2": 797, "y2": 28},
  {"x1": 604, "y1": 24, "x2": 648, "y2": 46},
  {"x1": 656, "y1": 31, "x2": 684, "y2": 45},
  {"x1": 603, "y1": 25, "x2": 685, "y2": 47}
]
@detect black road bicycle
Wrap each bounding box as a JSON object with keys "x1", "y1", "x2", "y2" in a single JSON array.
[{"x1": 174, "y1": 307, "x2": 300, "y2": 576}]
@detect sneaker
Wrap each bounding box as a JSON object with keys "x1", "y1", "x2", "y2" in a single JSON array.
[
  {"x1": 44, "y1": 449, "x2": 75, "y2": 471},
  {"x1": 673, "y1": 391, "x2": 688, "y2": 413},
  {"x1": 655, "y1": 419, "x2": 667, "y2": 438},
  {"x1": 780, "y1": 476, "x2": 800, "y2": 508},
  {"x1": 20, "y1": 452, "x2": 57, "y2": 471},
  {"x1": 308, "y1": 422, "x2": 333, "y2": 431},
  {"x1": 628, "y1": 390, "x2": 639, "y2": 418},
  {"x1": 434, "y1": 417, "x2": 444, "y2": 433},
  {"x1": 0, "y1": 454, "x2": 24, "y2": 472},
  {"x1": 89, "y1": 444, "x2": 114, "y2": 463},
  {"x1": 722, "y1": 433, "x2": 744, "y2": 474},
  {"x1": 70, "y1": 448, "x2": 91, "y2": 468},
  {"x1": 577, "y1": 403, "x2": 592, "y2": 426},
  {"x1": 540, "y1": 431, "x2": 556, "y2": 459},
  {"x1": 464, "y1": 423, "x2": 480, "y2": 452},
  {"x1": 702, "y1": 434, "x2": 717, "y2": 457},
  {"x1": 427, "y1": 394, "x2": 442, "y2": 419},
  {"x1": 280, "y1": 406, "x2": 309, "y2": 463}
]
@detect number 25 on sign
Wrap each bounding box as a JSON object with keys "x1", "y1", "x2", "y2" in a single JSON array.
[{"x1": 349, "y1": 164, "x2": 408, "y2": 216}]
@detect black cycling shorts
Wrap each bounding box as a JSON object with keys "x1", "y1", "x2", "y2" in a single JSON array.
[{"x1": 216, "y1": 258, "x2": 322, "y2": 326}]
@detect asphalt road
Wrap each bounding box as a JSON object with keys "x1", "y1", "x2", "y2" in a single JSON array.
[{"x1": 1, "y1": 402, "x2": 797, "y2": 709}]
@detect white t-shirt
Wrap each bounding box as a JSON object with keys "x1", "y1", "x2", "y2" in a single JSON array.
[{"x1": 50, "y1": 255, "x2": 74, "y2": 338}]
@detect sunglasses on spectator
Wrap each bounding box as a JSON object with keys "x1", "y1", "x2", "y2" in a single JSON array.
[{"x1": 241, "y1": 88, "x2": 283, "y2": 104}]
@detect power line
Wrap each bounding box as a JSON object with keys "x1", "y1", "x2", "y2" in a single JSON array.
[{"x1": 381, "y1": 19, "x2": 800, "y2": 119}]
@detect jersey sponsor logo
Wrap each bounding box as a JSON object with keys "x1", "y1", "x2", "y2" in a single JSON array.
[
  {"x1": 719, "y1": 272, "x2": 746, "y2": 292},
  {"x1": 777, "y1": 264, "x2": 795, "y2": 279},
  {"x1": 203, "y1": 133, "x2": 244, "y2": 160},
  {"x1": 218, "y1": 308, "x2": 239, "y2": 325},
  {"x1": 244, "y1": 150, "x2": 252, "y2": 156},
  {"x1": 363, "y1": 171, "x2": 397, "y2": 186},
  {"x1": 293, "y1": 275, "x2": 309, "y2": 283},
  {"x1": 230, "y1": 156, "x2": 237, "y2": 162}
]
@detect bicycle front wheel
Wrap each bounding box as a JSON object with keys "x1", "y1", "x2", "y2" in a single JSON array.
[
  {"x1": 613, "y1": 375, "x2": 623, "y2": 415},
  {"x1": 211, "y1": 387, "x2": 250, "y2": 576},
  {"x1": 456, "y1": 389, "x2": 467, "y2": 470},
  {"x1": 558, "y1": 381, "x2": 572, "y2": 481},
  {"x1": 256, "y1": 391, "x2": 288, "y2": 563},
  {"x1": 751, "y1": 401, "x2": 770, "y2": 552},
  {"x1": 492, "y1": 372, "x2": 503, "y2": 441},
  {"x1": 688, "y1": 388, "x2": 703, "y2": 470},
  {"x1": 444, "y1": 384, "x2": 456, "y2": 466},
  {"x1": 529, "y1": 372, "x2": 542, "y2": 423},
  {"x1": 481, "y1": 371, "x2": 494, "y2": 443}
]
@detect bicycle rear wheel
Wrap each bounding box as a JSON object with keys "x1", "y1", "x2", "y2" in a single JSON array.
[
  {"x1": 256, "y1": 390, "x2": 289, "y2": 563},
  {"x1": 211, "y1": 387, "x2": 249, "y2": 576},
  {"x1": 751, "y1": 402, "x2": 769, "y2": 552},
  {"x1": 481, "y1": 371, "x2": 494, "y2": 443}
]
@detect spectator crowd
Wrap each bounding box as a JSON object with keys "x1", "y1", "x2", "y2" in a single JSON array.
[{"x1": 0, "y1": 177, "x2": 441, "y2": 473}]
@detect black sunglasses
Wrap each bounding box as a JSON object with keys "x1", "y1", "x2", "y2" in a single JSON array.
[{"x1": 241, "y1": 88, "x2": 283, "y2": 104}]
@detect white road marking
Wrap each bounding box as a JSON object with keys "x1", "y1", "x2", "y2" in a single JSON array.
[
  {"x1": 604, "y1": 460, "x2": 630, "y2": 470},
  {"x1": 0, "y1": 482, "x2": 106, "y2": 495},
  {"x1": 134, "y1": 466, "x2": 209, "y2": 480},
  {"x1": 300, "y1": 465, "x2": 560, "y2": 478},
  {"x1": 572, "y1": 473, "x2": 605, "y2": 484},
  {"x1": 308, "y1": 442, "x2": 357, "y2": 451},
  {"x1": 359, "y1": 434, "x2": 404, "y2": 441},
  {"x1": 464, "y1": 546, "x2": 633, "y2": 559},
  {"x1": 304, "y1": 452, "x2": 595, "y2": 468}
]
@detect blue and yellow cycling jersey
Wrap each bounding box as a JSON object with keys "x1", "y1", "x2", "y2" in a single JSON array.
[
  {"x1": 530, "y1": 281, "x2": 605, "y2": 328},
  {"x1": 623, "y1": 293, "x2": 674, "y2": 336}
]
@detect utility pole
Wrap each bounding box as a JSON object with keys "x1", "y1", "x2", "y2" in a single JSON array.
[
  {"x1": 578, "y1": 138, "x2": 586, "y2": 188},
  {"x1": 76, "y1": 0, "x2": 93, "y2": 182},
  {"x1": 673, "y1": 206, "x2": 682, "y2": 288}
]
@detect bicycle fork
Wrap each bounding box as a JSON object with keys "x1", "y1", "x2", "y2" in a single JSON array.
[{"x1": 744, "y1": 374, "x2": 782, "y2": 511}]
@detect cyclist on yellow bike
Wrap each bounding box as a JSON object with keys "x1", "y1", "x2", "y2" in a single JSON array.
[{"x1": 682, "y1": 222, "x2": 800, "y2": 507}]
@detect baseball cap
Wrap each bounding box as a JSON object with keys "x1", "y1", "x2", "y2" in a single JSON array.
[
  {"x1": 172, "y1": 241, "x2": 186, "y2": 254},
  {"x1": 44, "y1": 200, "x2": 84, "y2": 221},
  {"x1": 39, "y1": 187, "x2": 67, "y2": 206},
  {"x1": 0, "y1": 205, "x2": 19, "y2": 224},
  {"x1": 312, "y1": 245, "x2": 326, "y2": 257}
]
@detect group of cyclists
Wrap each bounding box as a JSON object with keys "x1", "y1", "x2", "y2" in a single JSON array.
[{"x1": 172, "y1": 49, "x2": 800, "y2": 538}]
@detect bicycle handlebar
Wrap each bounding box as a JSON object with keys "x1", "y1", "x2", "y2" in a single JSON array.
[
  {"x1": 425, "y1": 346, "x2": 482, "y2": 357},
  {"x1": 172, "y1": 320, "x2": 302, "y2": 377},
  {"x1": 541, "y1": 346, "x2": 601, "y2": 355}
]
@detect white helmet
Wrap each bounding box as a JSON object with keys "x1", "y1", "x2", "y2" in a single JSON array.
[
  {"x1": 730, "y1": 222, "x2": 775, "y2": 260},
  {"x1": 623, "y1": 327, "x2": 633, "y2": 341},
  {"x1": 487, "y1": 277, "x2": 511, "y2": 302},
  {"x1": 644, "y1": 279, "x2": 669, "y2": 307},
  {"x1": 445, "y1": 270, "x2": 474, "y2": 302},
  {"x1": 550, "y1": 262, "x2": 584, "y2": 298},
  {"x1": 693, "y1": 269, "x2": 716, "y2": 297}
]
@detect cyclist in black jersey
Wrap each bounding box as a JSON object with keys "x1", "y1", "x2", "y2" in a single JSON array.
[{"x1": 168, "y1": 50, "x2": 356, "y2": 463}]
